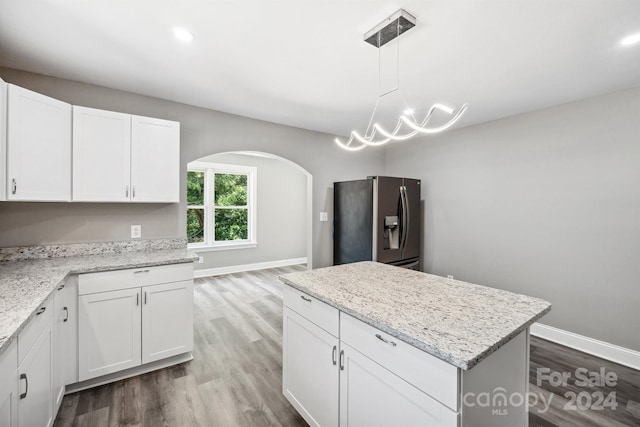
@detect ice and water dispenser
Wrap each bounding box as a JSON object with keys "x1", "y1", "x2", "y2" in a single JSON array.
[{"x1": 384, "y1": 215, "x2": 399, "y2": 250}]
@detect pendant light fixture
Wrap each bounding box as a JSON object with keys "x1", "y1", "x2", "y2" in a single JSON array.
[{"x1": 335, "y1": 9, "x2": 468, "y2": 151}]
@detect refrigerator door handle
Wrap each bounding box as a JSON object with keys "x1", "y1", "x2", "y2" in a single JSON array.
[{"x1": 400, "y1": 185, "x2": 408, "y2": 252}]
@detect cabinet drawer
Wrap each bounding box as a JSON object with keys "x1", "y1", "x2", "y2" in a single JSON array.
[
  {"x1": 18, "y1": 297, "x2": 54, "y2": 365},
  {"x1": 340, "y1": 313, "x2": 459, "y2": 411},
  {"x1": 283, "y1": 285, "x2": 339, "y2": 337},
  {"x1": 78, "y1": 262, "x2": 193, "y2": 295}
]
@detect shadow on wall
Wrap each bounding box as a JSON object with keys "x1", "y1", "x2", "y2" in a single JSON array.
[{"x1": 187, "y1": 151, "x2": 313, "y2": 275}]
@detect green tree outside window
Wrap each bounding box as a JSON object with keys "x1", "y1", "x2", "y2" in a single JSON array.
[{"x1": 186, "y1": 166, "x2": 253, "y2": 245}]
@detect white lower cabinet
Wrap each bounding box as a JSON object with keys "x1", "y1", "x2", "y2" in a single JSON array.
[
  {"x1": 0, "y1": 263, "x2": 192, "y2": 427},
  {"x1": 0, "y1": 341, "x2": 18, "y2": 427},
  {"x1": 339, "y1": 342, "x2": 457, "y2": 427},
  {"x1": 78, "y1": 264, "x2": 194, "y2": 382},
  {"x1": 79, "y1": 288, "x2": 142, "y2": 381},
  {"x1": 283, "y1": 285, "x2": 456, "y2": 427},
  {"x1": 282, "y1": 307, "x2": 339, "y2": 427},
  {"x1": 18, "y1": 318, "x2": 54, "y2": 427},
  {"x1": 52, "y1": 278, "x2": 77, "y2": 415},
  {"x1": 141, "y1": 281, "x2": 194, "y2": 364}
]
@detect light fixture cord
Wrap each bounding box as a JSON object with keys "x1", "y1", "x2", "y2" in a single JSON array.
[{"x1": 366, "y1": 16, "x2": 414, "y2": 137}]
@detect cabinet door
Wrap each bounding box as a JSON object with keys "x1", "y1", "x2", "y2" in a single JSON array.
[
  {"x1": 130, "y1": 115, "x2": 180, "y2": 203},
  {"x1": 72, "y1": 106, "x2": 131, "y2": 201},
  {"x1": 282, "y1": 307, "x2": 339, "y2": 427},
  {"x1": 339, "y1": 343, "x2": 458, "y2": 427},
  {"x1": 0, "y1": 341, "x2": 18, "y2": 427},
  {"x1": 78, "y1": 288, "x2": 141, "y2": 381},
  {"x1": 62, "y1": 278, "x2": 79, "y2": 387},
  {"x1": 6, "y1": 84, "x2": 71, "y2": 201},
  {"x1": 18, "y1": 322, "x2": 54, "y2": 427},
  {"x1": 52, "y1": 282, "x2": 73, "y2": 413},
  {"x1": 0, "y1": 78, "x2": 7, "y2": 201},
  {"x1": 141, "y1": 280, "x2": 194, "y2": 364}
]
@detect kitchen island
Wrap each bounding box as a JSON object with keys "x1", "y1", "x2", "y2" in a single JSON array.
[{"x1": 280, "y1": 261, "x2": 551, "y2": 427}]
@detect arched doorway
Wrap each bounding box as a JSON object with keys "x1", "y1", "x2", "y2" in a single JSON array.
[{"x1": 188, "y1": 150, "x2": 312, "y2": 276}]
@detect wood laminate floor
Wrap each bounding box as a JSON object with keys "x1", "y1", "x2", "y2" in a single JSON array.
[{"x1": 55, "y1": 266, "x2": 640, "y2": 427}]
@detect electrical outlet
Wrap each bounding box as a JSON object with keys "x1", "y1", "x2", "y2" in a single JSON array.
[
  {"x1": 198, "y1": 256, "x2": 204, "y2": 264},
  {"x1": 320, "y1": 212, "x2": 328, "y2": 222},
  {"x1": 447, "y1": 275, "x2": 454, "y2": 279},
  {"x1": 131, "y1": 225, "x2": 141, "y2": 239}
]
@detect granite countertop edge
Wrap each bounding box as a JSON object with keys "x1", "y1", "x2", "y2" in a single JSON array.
[
  {"x1": 280, "y1": 277, "x2": 552, "y2": 370},
  {"x1": 0, "y1": 250, "x2": 197, "y2": 358}
]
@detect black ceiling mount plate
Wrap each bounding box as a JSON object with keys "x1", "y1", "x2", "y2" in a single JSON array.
[{"x1": 364, "y1": 9, "x2": 417, "y2": 48}]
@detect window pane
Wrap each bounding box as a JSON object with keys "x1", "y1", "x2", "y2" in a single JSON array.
[
  {"x1": 187, "y1": 208, "x2": 205, "y2": 243},
  {"x1": 214, "y1": 173, "x2": 247, "y2": 206},
  {"x1": 215, "y1": 208, "x2": 248, "y2": 241},
  {"x1": 187, "y1": 171, "x2": 205, "y2": 206}
]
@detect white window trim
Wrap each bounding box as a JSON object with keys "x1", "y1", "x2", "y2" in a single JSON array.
[{"x1": 187, "y1": 161, "x2": 257, "y2": 250}]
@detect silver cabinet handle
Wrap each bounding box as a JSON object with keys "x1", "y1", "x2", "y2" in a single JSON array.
[
  {"x1": 332, "y1": 345, "x2": 337, "y2": 365},
  {"x1": 339, "y1": 350, "x2": 345, "y2": 370},
  {"x1": 136, "y1": 293, "x2": 139, "y2": 306},
  {"x1": 57, "y1": 284, "x2": 65, "y2": 290},
  {"x1": 300, "y1": 295, "x2": 312, "y2": 302},
  {"x1": 11, "y1": 179, "x2": 17, "y2": 195},
  {"x1": 63, "y1": 307, "x2": 69, "y2": 322},
  {"x1": 36, "y1": 307, "x2": 46, "y2": 315},
  {"x1": 144, "y1": 291, "x2": 147, "y2": 305},
  {"x1": 375, "y1": 333, "x2": 397, "y2": 347},
  {"x1": 126, "y1": 185, "x2": 129, "y2": 198},
  {"x1": 132, "y1": 186, "x2": 136, "y2": 198},
  {"x1": 134, "y1": 269, "x2": 150, "y2": 274},
  {"x1": 19, "y1": 373, "x2": 28, "y2": 399}
]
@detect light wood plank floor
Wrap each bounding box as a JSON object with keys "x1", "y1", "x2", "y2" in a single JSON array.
[{"x1": 55, "y1": 266, "x2": 640, "y2": 427}]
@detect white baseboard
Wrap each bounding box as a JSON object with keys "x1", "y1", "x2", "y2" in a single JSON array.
[
  {"x1": 194, "y1": 257, "x2": 307, "y2": 278},
  {"x1": 530, "y1": 323, "x2": 640, "y2": 370}
]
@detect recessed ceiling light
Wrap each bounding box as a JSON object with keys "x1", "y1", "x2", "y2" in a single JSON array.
[
  {"x1": 620, "y1": 32, "x2": 640, "y2": 46},
  {"x1": 173, "y1": 27, "x2": 195, "y2": 42}
]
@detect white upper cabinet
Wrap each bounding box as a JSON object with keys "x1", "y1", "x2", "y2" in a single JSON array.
[
  {"x1": 6, "y1": 84, "x2": 72, "y2": 201},
  {"x1": 71, "y1": 109, "x2": 180, "y2": 203},
  {"x1": 1, "y1": 84, "x2": 180, "y2": 204},
  {"x1": 0, "y1": 78, "x2": 7, "y2": 201},
  {"x1": 72, "y1": 106, "x2": 131, "y2": 202},
  {"x1": 130, "y1": 115, "x2": 180, "y2": 203}
]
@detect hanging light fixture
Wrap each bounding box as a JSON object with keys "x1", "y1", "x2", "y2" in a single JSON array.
[{"x1": 335, "y1": 9, "x2": 468, "y2": 151}]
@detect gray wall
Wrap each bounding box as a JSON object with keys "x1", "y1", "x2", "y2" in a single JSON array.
[
  {"x1": 384, "y1": 87, "x2": 640, "y2": 351},
  {"x1": 192, "y1": 152, "x2": 307, "y2": 270},
  {"x1": 0, "y1": 67, "x2": 385, "y2": 267}
]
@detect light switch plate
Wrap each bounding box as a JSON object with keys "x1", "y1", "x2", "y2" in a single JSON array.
[
  {"x1": 131, "y1": 225, "x2": 141, "y2": 239},
  {"x1": 320, "y1": 212, "x2": 328, "y2": 222}
]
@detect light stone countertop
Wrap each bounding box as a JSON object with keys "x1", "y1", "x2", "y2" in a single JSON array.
[
  {"x1": 0, "y1": 248, "x2": 197, "y2": 357},
  {"x1": 280, "y1": 261, "x2": 551, "y2": 370}
]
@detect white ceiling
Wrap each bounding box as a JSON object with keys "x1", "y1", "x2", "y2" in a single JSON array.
[{"x1": 1, "y1": 0, "x2": 639, "y2": 137}]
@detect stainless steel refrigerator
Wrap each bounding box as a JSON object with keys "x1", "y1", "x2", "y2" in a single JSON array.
[{"x1": 333, "y1": 176, "x2": 421, "y2": 270}]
